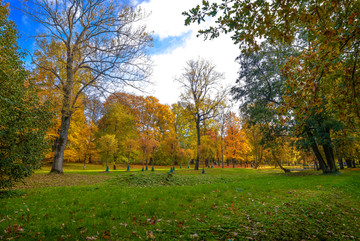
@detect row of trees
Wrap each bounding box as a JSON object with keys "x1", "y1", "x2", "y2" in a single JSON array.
[
  {"x1": 2, "y1": 0, "x2": 359, "y2": 189},
  {"x1": 184, "y1": 0, "x2": 360, "y2": 174},
  {"x1": 52, "y1": 60, "x2": 321, "y2": 173},
  {"x1": 1, "y1": 0, "x2": 153, "y2": 188}
]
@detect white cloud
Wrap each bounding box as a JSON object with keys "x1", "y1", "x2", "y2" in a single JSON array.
[
  {"x1": 136, "y1": 0, "x2": 240, "y2": 111},
  {"x1": 139, "y1": 0, "x2": 204, "y2": 39}
]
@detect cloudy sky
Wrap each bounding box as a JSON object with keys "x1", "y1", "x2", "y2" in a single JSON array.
[
  {"x1": 8, "y1": 0, "x2": 240, "y2": 108},
  {"x1": 137, "y1": 0, "x2": 240, "y2": 107}
]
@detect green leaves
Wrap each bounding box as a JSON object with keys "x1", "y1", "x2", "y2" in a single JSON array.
[{"x1": 0, "y1": 1, "x2": 53, "y2": 189}]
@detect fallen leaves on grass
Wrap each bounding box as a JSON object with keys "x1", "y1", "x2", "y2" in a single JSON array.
[{"x1": 12, "y1": 174, "x2": 111, "y2": 189}]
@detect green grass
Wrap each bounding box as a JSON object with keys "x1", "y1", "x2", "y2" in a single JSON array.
[{"x1": 1, "y1": 166, "x2": 360, "y2": 240}]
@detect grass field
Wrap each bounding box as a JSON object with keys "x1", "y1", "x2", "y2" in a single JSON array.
[{"x1": 1, "y1": 164, "x2": 359, "y2": 240}]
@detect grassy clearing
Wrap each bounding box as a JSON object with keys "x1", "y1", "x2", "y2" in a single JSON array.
[{"x1": 1, "y1": 166, "x2": 360, "y2": 240}]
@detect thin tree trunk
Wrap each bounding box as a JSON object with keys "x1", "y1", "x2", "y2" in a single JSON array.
[
  {"x1": 221, "y1": 135, "x2": 224, "y2": 168},
  {"x1": 195, "y1": 119, "x2": 201, "y2": 170},
  {"x1": 272, "y1": 152, "x2": 290, "y2": 173},
  {"x1": 83, "y1": 154, "x2": 86, "y2": 170},
  {"x1": 106, "y1": 151, "x2": 109, "y2": 171}
]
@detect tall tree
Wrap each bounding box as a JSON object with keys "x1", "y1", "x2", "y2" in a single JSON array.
[
  {"x1": 98, "y1": 134, "x2": 118, "y2": 171},
  {"x1": 0, "y1": 1, "x2": 53, "y2": 188},
  {"x1": 20, "y1": 0, "x2": 152, "y2": 173},
  {"x1": 97, "y1": 102, "x2": 137, "y2": 168},
  {"x1": 224, "y1": 112, "x2": 249, "y2": 168},
  {"x1": 176, "y1": 58, "x2": 227, "y2": 170},
  {"x1": 184, "y1": 0, "x2": 360, "y2": 174}
]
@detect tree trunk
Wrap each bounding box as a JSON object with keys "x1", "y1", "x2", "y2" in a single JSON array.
[
  {"x1": 272, "y1": 151, "x2": 290, "y2": 173},
  {"x1": 106, "y1": 151, "x2": 109, "y2": 171},
  {"x1": 51, "y1": 49, "x2": 74, "y2": 174},
  {"x1": 322, "y1": 128, "x2": 337, "y2": 173},
  {"x1": 195, "y1": 119, "x2": 201, "y2": 170},
  {"x1": 306, "y1": 128, "x2": 328, "y2": 173},
  {"x1": 51, "y1": 114, "x2": 71, "y2": 174},
  {"x1": 314, "y1": 159, "x2": 319, "y2": 170},
  {"x1": 345, "y1": 159, "x2": 352, "y2": 168},
  {"x1": 221, "y1": 135, "x2": 224, "y2": 168},
  {"x1": 334, "y1": 145, "x2": 344, "y2": 169},
  {"x1": 83, "y1": 154, "x2": 86, "y2": 170}
]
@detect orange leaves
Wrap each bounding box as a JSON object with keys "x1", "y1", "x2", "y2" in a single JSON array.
[{"x1": 224, "y1": 112, "x2": 249, "y2": 161}]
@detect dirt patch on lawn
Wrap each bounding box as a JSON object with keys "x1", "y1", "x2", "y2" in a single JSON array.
[{"x1": 12, "y1": 173, "x2": 111, "y2": 189}]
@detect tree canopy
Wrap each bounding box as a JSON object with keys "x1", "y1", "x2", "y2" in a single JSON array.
[{"x1": 0, "y1": 0, "x2": 53, "y2": 189}]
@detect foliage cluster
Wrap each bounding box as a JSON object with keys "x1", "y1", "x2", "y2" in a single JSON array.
[
  {"x1": 184, "y1": 0, "x2": 360, "y2": 174},
  {"x1": 0, "y1": 1, "x2": 53, "y2": 189}
]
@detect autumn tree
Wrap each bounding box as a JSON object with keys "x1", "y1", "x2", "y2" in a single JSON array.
[
  {"x1": 104, "y1": 93, "x2": 176, "y2": 166},
  {"x1": 0, "y1": 1, "x2": 53, "y2": 188},
  {"x1": 199, "y1": 135, "x2": 216, "y2": 170},
  {"x1": 98, "y1": 134, "x2": 118, "y2": 172},
  {"x1": 172, "y1": 102, "x2": 197, "y2": 156},
  {"x1": 215, "y1": 102, "x2": 230, "y2": 168},
  {"x1": 224, "y1": 112, "x2": 249, "y2": 168},
  {"x1": 19, "y1": 0, "x2": 152, "y2": 173},
  {"x1": 184, "y1": 0, "x2": 360, "y2": 174},
  {"x1": 176, "y1": 58, "x2": 227, "y2": 170},
  {"x1": 97, "y1": 102, "x2": 137, "y2": 169},
  {"x1": 123, "y1": 139, "x2": 140, "y2": 171},
  {"x1": 243, "y1": 122, "x2": 267, "y2": 169}
]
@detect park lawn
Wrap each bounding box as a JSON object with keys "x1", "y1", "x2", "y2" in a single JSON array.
[{"x1": 1, "y1": 167, "x2": 360, "y2": 240}]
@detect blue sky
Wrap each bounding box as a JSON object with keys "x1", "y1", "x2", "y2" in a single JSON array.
[{"x1": 7, "y1": 0, "x2": 240, "y2": 108}]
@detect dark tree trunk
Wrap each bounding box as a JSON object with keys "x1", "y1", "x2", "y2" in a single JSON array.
[
  {"x1": 334, "y1": 145, "x2": 344, "y2": 169},
  {"x1": 323, "y1": 144, "x2": 337, "y2": 172},
  {"x1": 51, "y1": 50, "x2": 74, "y2": 174},
  {"x1": 51, "y1": 115, "x2": 71, "y2": 174},
  {"x1": 306, "y1": 128, "x2": 328, "y2": 173},
  {"x1": 322, "y1": 128, "x2": 337, "y2": 173},
  {"x1": 352, "y1": 159, "x2": 356, "y2": 168},
  {"x1": 338, "y1": 157, "x2": 344, "y2": 169},
  {"x1": 345, "y1": 159, "x2": 352, "y2": 168},
  {"x1": 195, "y1": 119, "x2": 201, "y2": 170}
]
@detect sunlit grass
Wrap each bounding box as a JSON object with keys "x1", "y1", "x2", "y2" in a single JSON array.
[{"x1": 1, "y1": 165, "x2": 359, "y2": 240}]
